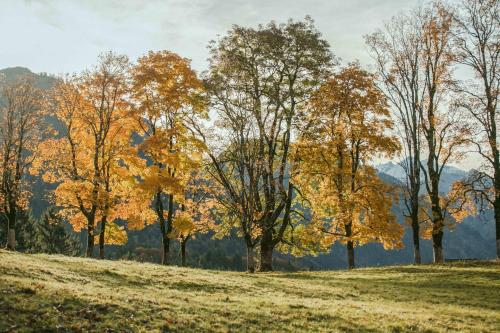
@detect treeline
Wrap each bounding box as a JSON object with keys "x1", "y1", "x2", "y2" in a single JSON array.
[{"x1": 0, "y1": 0, "x2": 498, "y2": 271}]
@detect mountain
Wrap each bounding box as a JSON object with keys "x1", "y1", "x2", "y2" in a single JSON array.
[
  {"x1": 376, "y1": 160, "x2": 468, "y2": 193},
  {"x1": 0, "y1": 67, "x2": 57, "y2": 89}
]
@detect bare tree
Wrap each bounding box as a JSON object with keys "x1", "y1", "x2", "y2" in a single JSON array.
[
  {"x1": 419, "y1": 2, "x2": 471, "y2": 263},
  {"x1": 453, "y1": 0, "x2": 500, "y2": 258},
  {"x1": 366, "y1": 8, "x2": 426, "y2": 264}
]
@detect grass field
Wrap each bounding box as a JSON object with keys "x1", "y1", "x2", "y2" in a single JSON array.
[{"x1": 0, "y1": 250, "x2": 499, "y2": 332}]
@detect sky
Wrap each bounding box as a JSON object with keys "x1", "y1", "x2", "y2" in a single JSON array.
[
  {"x1": 0, "y1": 0, "x2": 480, "y2": 169},
  {"x1": 0, "y1": 0, "x2": 422, "y2": 75}
]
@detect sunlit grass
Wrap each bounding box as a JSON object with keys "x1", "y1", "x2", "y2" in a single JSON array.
[{"x1": 0, "y1": 250, "x2": 499, "y2": 332}]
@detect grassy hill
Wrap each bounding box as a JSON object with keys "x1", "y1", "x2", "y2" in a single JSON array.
[{"x1": 0, "y1": 251, "x2": 499, "y2": 332}]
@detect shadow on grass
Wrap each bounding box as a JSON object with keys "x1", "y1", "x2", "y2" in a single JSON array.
[
  {"x1": 0, "y1": 283, "x2": 138, "y2": 332},
  {"x1": 271, "y1": 264, "x2": 500, "y2": 312}
]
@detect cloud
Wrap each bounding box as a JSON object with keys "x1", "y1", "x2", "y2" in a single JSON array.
[{"x1": 4, "y1": 0, "x2": 420, "y2": 73}]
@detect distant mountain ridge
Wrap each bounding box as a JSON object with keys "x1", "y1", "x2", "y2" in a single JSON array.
[
  {"x1": 0, "y1": 67, "x2": 57, "y2": 90},
  {"x1": 376, "y1": 161, "x2": 468, "y2": 193}
]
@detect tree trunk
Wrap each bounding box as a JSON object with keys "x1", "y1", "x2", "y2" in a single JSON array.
[
  {"x1": 258, "y1": 229, "x2": 274, "y2": 272},
  {"x1": 6, "y1": 228, "x2": 15, "y2": 250},
  {"x1": 494, "y1": 189, "x2": 500, "y2": 259},
  {"x1": 345, "y1": 222, "x2": 355, "y2": 269},
  {"x1": 5, "y1": 208, "x2": 16, "y2": 250},
  {"x1": 160, "y1": 233, "x2": 170, "y2": 265},
  {"x1": 411, "y1": 212, "x2": 421, "y2": 264},
  {"x1": 155, "y1": 191, "x2": 169, "y2": 265},
  {"x1": 163, "y1": 194, "x2": 174, "y2": 265},
  {"x1": 429, "y1": 188, "x2": 445, "y2": 264},
  {"x1": 181, "y1": 238, "x2": 187, "y2": 267},
  {"x1": 98, "y1": 216, "x2": 106, "y2": 259},
  {"x1": 432, "y1": 228, "x2": 444, "y2": 263},
  {"x1": 493, "y1": 144, "x2": 500, "y2": 259},
  {"x1": 246, "y1": 244, "x2": 255, "y2": 273},
  {"x1": 346, "y1": 241, "x2": 355, "y2": 269},
  {"x1": 85, "y1": 223, "x2": 94, "y2": 258}
]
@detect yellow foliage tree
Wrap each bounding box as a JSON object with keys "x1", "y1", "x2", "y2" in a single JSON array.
[
  {"x1": 170, "y1": 170, "x2": 219, "y2": 266},
  {"x1": 294, "y1": 63, "x2": 403, "y2": 269},
  {"x1": 131, "y1": 50, "x2": 207, "y2": 265}
]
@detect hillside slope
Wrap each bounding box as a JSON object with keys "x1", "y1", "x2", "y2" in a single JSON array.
[{"x1": 0, "y1": 251, "x2": 499, "y2": 332}]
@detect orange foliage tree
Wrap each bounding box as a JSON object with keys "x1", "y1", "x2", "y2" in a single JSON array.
[
  {"x1": 34, "y1": 53, "x2": 154, "y2": 258},
  {"x1": 294, "y1": 63, "x2": 403, "y2": 269}
]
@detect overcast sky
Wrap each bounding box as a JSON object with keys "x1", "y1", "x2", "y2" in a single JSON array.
[
  {"x1": 0, "y1": 0, "x2": 423, "y2": 75},
  {"x1": 2, "y1": 0, "x2": 480, "y2": 169}
]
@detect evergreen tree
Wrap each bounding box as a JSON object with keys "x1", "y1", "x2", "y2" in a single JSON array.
[{"x1": 34, "y1": 208, "x2": 80, "y2": 256}]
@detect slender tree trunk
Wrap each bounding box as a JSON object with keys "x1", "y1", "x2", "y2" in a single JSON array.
[
  {"x1": 345, "y1": 222, "x2": 355, "y2": 269},
  {"x1": 346, "y1": 241, "x2": 355, "y2": 269},
  {"x1": 5, "y1": 204, "x2": 16, "y2": 250},
  {"x1": 429, "y1": 182, "x2": 445, "y2": 263},
  {"x1": 98, "y1": 216, "x2": 106, "y2": 259},
  {"x1": 180, "y1": 237, "x2": 187, "y2": 267},
  {"x1": 85, "y1": 220, "x2": 95, "y2": 258},
  {"x1": 246, "y1": 244, "x2": 255, "y2": 273},
  {"x1": 492, "y1": 137, "x2": 500, "y2": 259},
  {"x1": 411, "y1": 210, "x2": 421, "y2": 264},
  {"x1": 411, "y1": 148, "x2": 421, "y2": 265},
  {"x1": 164, "y1": 194, "x2": 174, "y2": 265},
  {"x1": 155, "y1": 191, "x2": 168, "y2": 265},
  {"x1": 494, "y1": 184, "x2": 500, "y2": 259},
  {"x1": 160, "y1": 231, "x2": 170, "y2": 265},
  {"x1": 432, "y1": 228, "x2": 444, "y2": 263},
  {"x1": 258, "y1": 229, "x2": 274, "y2": 272}
]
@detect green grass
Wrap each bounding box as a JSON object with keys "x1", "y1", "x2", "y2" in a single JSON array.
[{"x1": 0, "y1": 250, "x2": 499, "y2": 332}]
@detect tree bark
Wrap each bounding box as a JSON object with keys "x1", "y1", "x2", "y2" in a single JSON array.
[
  {"x1": 346, "y1": 241, "x2": 355, "y2": 269},
  {"x1": 246, "y1": 244, "x2": 255, "y2": 273},
  {"x1": 411, "y1": 211, "x2": 421, "y2": 264},
  {"x1": 432, "y1": 228, "x2": 444, "y2": 263},
  {"x1": 345, "y1": 221, "x2": 355, "y2": 269},
  {"x1": 6, "y1": 228, "x2": 15, "y2": 250},
  {"x1": 160, "y1": 232, "x2": 170, "y2": 265},
  {"x1": 98, "y1": 216, "x2": 106, "y2": 259},
  {"x1": 492, "y1": 135, "x2": 500, "y2": 259},
  {"x1": 180, "y1": 238, "x2": 187, "y2": 267},
  {"x1": 494, "y1": 185, "x2": 500, "y2": 259},
  {"x1": 85, "y1": 221, "x2": 94, "y2": 258},
  {"x1": 258, "y1": 229, "x2": 274, "y2": 272},
  {"x1": 5, "y1": 207, "x2": 16, "y2": 250},
  {"x1": 155, "y1": 191, "x2": 169, "y2": 265}
]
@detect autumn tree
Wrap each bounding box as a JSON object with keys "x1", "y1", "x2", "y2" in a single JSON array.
[
  {"x1": 452, "y1": 0, "x2": 500, "y2": 258},
  {"x1": 419, "y1": 2, "x2": 472, "y2": 263},
  {"x1": 365, "y1": 8, "x2": 426, "y2": 264},
  {"x1": 0, "y1": 78, "x2": 43, "y2": 250},
  {"x1": 130, "y1": 50, "x2": 206, "y2": 265},
  {"x1": 203, "y1": 18, "x2": 333, "y2": 271},
  {"x1": 34, "y1": 53, "x2": 149, "y2": 258},
  {"x1": 294, "y1": 63, "x2": 403, "y2": 269},
  {"x1": 170, "y1": 172, "x2": 215, "y2": 266}
]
